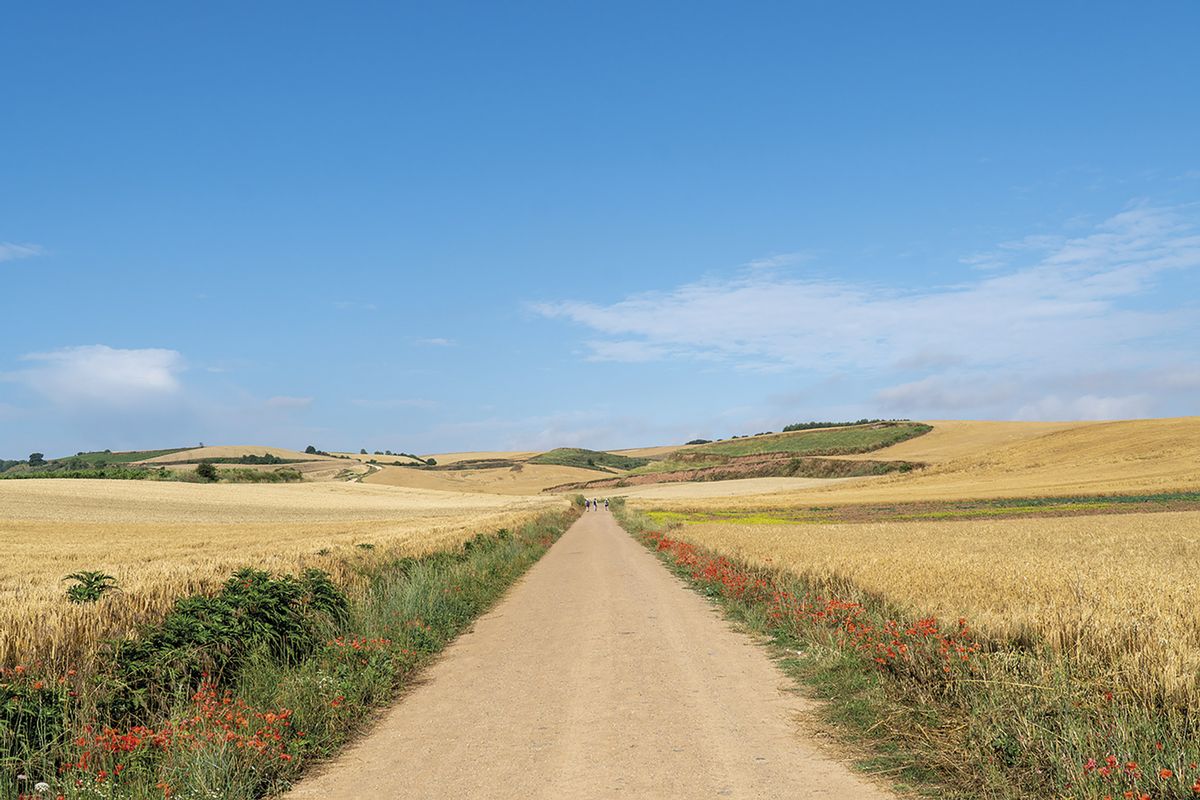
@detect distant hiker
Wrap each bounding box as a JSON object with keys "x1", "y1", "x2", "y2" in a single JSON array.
[{"x1": 604, "y1": 498, "x2": 609, "y2": 510}]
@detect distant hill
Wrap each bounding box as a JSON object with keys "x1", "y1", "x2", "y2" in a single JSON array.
[
  {"x1": 134, "y1": 445, "x2": 340, "y2": 465},
  {"x1": 60, "y1": 448, "x2": 196, "y2": 465},
  {"x1": 528, "y1": 448, "x2": 649, "y2": 472}
]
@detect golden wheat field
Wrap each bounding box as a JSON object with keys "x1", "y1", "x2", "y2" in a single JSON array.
[
  {"x1": 626, "y1": 418, "x2": 1200, "y2": 708},
  {"x1": 634, "y1": 417, "x2": 1200, "y2": 508},
  {"x1": 654, "y1": 511, "x2": 1200, "y2": 706},
  {"x1": 133, "y1": 445, "x2": 338, "y2": 464},
  {"x1": 0, "y1": 479, "x2": 562, "y2": 673},
  {"x1": 364, "y1": 462, "x2": 601, "y2": 494}
]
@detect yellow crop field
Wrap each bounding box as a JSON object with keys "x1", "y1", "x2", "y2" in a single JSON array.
[
  {"x1": 134, "y1": 444, "x2": 339, "y2": 463},
  {"x1": 831, "y1": 419, "x2": 1088, "y2": 463},
  {"x1": 365, "y1": 462, "x2": 601, "y2": 494},
  {"x1": 656, "y1": 510, "x2": 1200, "y2": 706},
  {"x1": 420, "y1": 450, "x2": 539, "y2": 465},
  {"x1": 0, "y1": 479, "x2": 562, "y2": 673},
  {"x1": 637, "y1": 417, "x2": 1200, "y2": 508}
]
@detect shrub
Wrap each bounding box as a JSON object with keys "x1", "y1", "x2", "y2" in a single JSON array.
[
  {"x1": 195, "y1": 462, "x2": 219, "y2": 481},
  {"x1": 112, "y1": 568, "x2": 349, "y2": 712},
  {"x1": 63, "y1": 571, "x2": 119, "y2": 604}
]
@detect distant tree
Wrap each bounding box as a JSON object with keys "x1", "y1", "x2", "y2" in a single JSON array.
[
  {"x1": 195, "y1": 462, "x2": 219, "y2": 481},
  {"x1": 28, "y1": 452, "x2": 46, "y2": 467},
  {"x1": 385, "y1": 450, "x2": 393, "y2": 456},
  {"x1": 685, "y1": 439, "x2": 712, "y2": 445},
  {"x1": 425, "y1": 458, "x2": 437, "y2": 466},
  {"x1": 360, "y1": 448, "x2": 368, "y2": 455},
  {"x1": 305, "y1": 445, "x2": 318, "y2": 454}
]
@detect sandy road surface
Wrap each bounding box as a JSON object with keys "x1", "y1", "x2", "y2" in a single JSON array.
[{"x1": 287, "y1": 511, "x2": 891, "y2": 799}]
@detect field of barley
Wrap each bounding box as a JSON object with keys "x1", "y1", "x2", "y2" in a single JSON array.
[
  {"x1": 0, "y1": 479, "x2": 562, "y2": 673},
  {"x1": 660, "y1": 511, "x2": 1200, "y2": 706}
]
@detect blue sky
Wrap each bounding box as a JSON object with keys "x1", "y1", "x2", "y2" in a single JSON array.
[{"x1": 2, "y1": 1, "x2": 1199, "y2": 458}]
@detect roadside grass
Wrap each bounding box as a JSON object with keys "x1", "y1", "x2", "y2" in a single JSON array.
[
  {"x1": 0, "y1": 508, "x2": 577, "y2": 799},
  {"x1": 613, "y1": 501, "x2": 1200, "y2": 799},
  {"x1": 528, "y1": 448, "x2": 649, "y2": 472}
]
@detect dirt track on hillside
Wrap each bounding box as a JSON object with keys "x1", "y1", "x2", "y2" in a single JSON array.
[{"x1": 285, "y1": 511, "x2": 892, "y2": 799}]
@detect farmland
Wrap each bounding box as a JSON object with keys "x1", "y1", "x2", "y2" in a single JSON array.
[
  {"x1": 5, "y1": 416, "x2": 1200, "y2": 799},
  {"x1": 614, "y1": 416, "x2": 1200, "y2": 798},
  {"x1": 0, "y1": 479, "x2": 559, "y2": 674}
]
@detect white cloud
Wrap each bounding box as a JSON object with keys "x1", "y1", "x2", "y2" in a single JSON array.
[
  {"x1": 0, "y1": 242, "x2": 43, "y2": 262},
  {"x1": 536, "y1": 204, "x2": 1200, "y2": 375},
  {"x1": 8, "y1": 345, "x2": 184, "y2": 408},
  {"x1": 535, "y1": 203, "x2": 1200, "y2": 420},
  {"x1": 742, "y1": 251, "x2": 810, "y2": 271},
  {"x1": 417, "y1": 337, "x2": 455, "y2": 347},
  {"x1": 1013, "y1": 393, "x2": 1155, "y2": 421}
]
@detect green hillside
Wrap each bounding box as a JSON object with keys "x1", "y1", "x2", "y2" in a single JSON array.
[
  {"x1": 695, "y1": 422, "x2": 931, "y2": 457},
  {"x1": 528, "y1": 448, "x2": 649, "y2": 472}
]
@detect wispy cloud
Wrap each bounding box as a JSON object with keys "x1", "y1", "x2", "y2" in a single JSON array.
[
  {"x1": 416, "y1": 337, "x2": 455, "y2": 347},
  {"x1": 0, "y1": 242, "x2": 44, "y2": 263},
  {"x1": 535, "y1": 203, "x2": 1200, "y2": 419},
  {"x1": 5, "y1": 345, "x2": 185, "y2": 409},
  {"x1": 741, "y1": 251, "x2": 810, "y2": 271}
]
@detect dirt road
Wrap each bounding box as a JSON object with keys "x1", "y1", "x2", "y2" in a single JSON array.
[{"x1": 286, "y1": 510, "x2": 892, "y2": 799}]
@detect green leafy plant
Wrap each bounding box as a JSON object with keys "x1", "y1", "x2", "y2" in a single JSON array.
[{"x1": 63, "y1": 571, "x2": 120, "y2": 604}]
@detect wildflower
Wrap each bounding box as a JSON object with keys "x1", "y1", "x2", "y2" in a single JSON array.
[{"x1": 1162, "y1": 768, "x2": 1175, "y2": 779}]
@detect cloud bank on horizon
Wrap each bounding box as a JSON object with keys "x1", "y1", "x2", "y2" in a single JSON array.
[{"x1": 536, "y1": 203, "x2": 1200, "y2": 423}]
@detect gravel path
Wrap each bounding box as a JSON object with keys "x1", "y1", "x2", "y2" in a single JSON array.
[{"x1": 285, "y1": 510, "x2": 893, "y2": 799}]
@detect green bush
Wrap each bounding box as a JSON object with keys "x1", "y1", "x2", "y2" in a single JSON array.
[
  {"x1": 195, "y1": 462, "x2": 219, "y2": 481},
  {"x1": 112, "y1": 568, "x2": 349, "y2": 713},
  {"x1": 63, "y1": 571, "x2": 119, "y2": 603}
]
